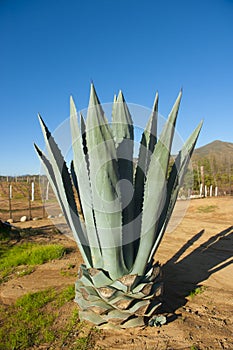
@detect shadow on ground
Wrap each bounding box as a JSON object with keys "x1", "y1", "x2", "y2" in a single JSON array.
[{"x1": 161, "y1": 225, "x2": 233, "y2": 314}]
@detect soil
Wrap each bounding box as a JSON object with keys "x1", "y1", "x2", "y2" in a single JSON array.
[{"x1": 0, "y1": 196, "x2": 232, "y2": 349}]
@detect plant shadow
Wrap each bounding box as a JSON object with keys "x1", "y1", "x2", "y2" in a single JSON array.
[{"x1": 161, "y1": 225, "x2": 233, "y2": 314}]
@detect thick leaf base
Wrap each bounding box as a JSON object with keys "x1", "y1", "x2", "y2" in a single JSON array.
[{"x1": 75, "y1": 262, "x2": 163, "y2": 328}]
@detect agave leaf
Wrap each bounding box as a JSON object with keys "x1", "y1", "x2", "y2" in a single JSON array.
[
  {"x1": 86, "y1": 84, "x2": 127, "y2": 279},
  {"x1": 111, "y1": 91, "x2": 134, "y2": 199},
  {"x1": 162, "y1": 122, "x2": 203, "y2": 231},
  {"x1": 104, "y1": 309, "x2": 132, "y2": 321},
  {"x1": 127, "y1": 281, "x2": 161, "y2": 300},
  {"x1": 111, "y1": 93, "x2": 117, "y2": 122},
  {"x1": 87, "y1": 268, "x2": 113, "y2": 288},
  {"x1": 146, "y1": 92, "x2": 158, "y2": 161},
  {"x1": 111, "y1": 91, "x2": 134, "y2": 185},
  {"x1": 78, "y1": 274, "x2": 93, "y2": 288},
  {"x1": 74, "y1": 293, "x2": 89, "y2": 309},
  {"x1": 145, "y1": 301, "x2": 162, "y2": 317},
  {"x1": 148, "y1": 120, "x2": 203, "y2": 262},
  {"x1": 78, "y1": 265, "x2": 95, "y2": 287},
  {"x1": 80, "y1": 112, "x2": 89, "y2": 157},
  {"x1": 79, "y1": 310, "x2": 105, "y2": 325},
  {"x1": 70, "y1": 97, "x2": 104, "y2": 268},
  {"x1": 128, "y1": 299, "x2": 150, "y2": 314},
  {"x1": 176, "y1": 120, "x2": 203, "y2": 184},
  {"x1": 121, "y1": 316, "x2": 145, "y2": 328},
  {"x1": 134, "y1": 92, "x2": 158, "y2": 202},
  {"x1": 109, "y1": 280, "x2": 128, "y2": 293},
  {"x1": 111, "y1": 91, "x2": 135, "y2": 269},
  {"x1": 112, "y1": 296, "x2": 134, "y2": 309},
  {"x1": 142, "y1": 91, "x2": 159, "y2": 174},
  {"x1": 131, "y1": 93, "x2": 159, "y2": 266},
  {"x1": 88, "y1": 298, "x2": 113, "y2": 311},
  {"x1": 34, "y1": 143, "x2": 91, "y2": 267},
  {"x1": 132, "y1": 92, "x2": 182, "y2": 275},
  {"x1": 34, "y1": 144, "x2": 68, "y2": 223},
  {"x1": 111, "y1": 92, "x2": 134, "y2": 193},
  {"x1": 112, "y1": 91, "x2": 133, "y2": 146},
  {"x1": 70, "y1": 160, "x2": 84, "y2": 219},
  {"x1": 76, "y1": 279, "x2": 99, "y2": 297},
  {"x1": 37, "y1": 115, "x2": 78, "y2": 221}
]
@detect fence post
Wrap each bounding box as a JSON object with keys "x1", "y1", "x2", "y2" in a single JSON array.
[
  {"x1": 8, "y1": 184, "x2": 12, "y2": 219},
  {"x1": 200, "y1": 166, "x2": 205, "y2": 196},
  {"x1": 28, "y1": 184, "x2": 32, "y2": 220},
  {"x1": 46, "y1": 182, "x2": 49, "y2": 201},
  {"x1": 210, "y1": 185, "x2": 213, "y2": 197},
  {"x1": 31, "y1": 181, "x2": 35, "y2": 202},
  {"x1": 42, "y1": 198, "x2": 46, "y2": 218},
  {"x1": 199, "y1": 183, "x2": 203, "y2": 197}
]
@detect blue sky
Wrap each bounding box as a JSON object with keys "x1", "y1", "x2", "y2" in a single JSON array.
[{"x1": 0, "y1": 0, "x2": 233, "y2": 175}]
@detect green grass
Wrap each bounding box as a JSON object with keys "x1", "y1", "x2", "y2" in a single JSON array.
[
  {"x1": 0, "y1": 242, "x2": 66, "y2": 281},
  {"x1": 190, "y1": 345, "x2": 199, "y2": 350},
  {"x1": 16, "y1": 266, "x2": 35, "y2": 277},
  {"x1": 0, "y1": 288, "x2": 56, "y2": 349},
  {"x1": 0, "y1": 285, "x2": 96, "y2": 350},
  {"x1": 0, "y1": 237, "x2": 96, "y2": 348},
  {"x1": 197, "y1": 205, "x2": 218, "y2": 213},
  {"x1": 60, "y1": 308, "x2": 96, "y2": 350},
  {"x1": 188, "y1": 286, "x2": 206, "y2": 298},
  {"x1": 55, "y1": 284, "x2": 75, "y2": 306},
  {"x1": 60, "y1": 265, "x2": 76, "y2": 277}
]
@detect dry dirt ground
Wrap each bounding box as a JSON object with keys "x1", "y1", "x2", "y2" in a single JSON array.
[{"x1": 0, "y1": 196, "x2": 233, "y2": 350}]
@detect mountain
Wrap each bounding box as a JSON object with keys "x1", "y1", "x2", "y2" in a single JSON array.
[
  {"x1": 193, "y1": 140, "x2": 233, "y2": 160},
  {"x1": 191, "y1": 140, "x2": 233, "y2": 194}
]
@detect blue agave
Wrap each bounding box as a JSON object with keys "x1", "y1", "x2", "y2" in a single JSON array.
[{"x1": 35, "y1": 84, "x2": 202, "y2": 328}]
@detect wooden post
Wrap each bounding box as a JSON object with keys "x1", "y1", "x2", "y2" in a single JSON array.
[
  {"x1": 9, "y1": 184, "x2": 12, "y2": 199},
  {"x1": 31, "y1": 181, "x2": 35, "y2": 202},
  {"x1": 8, "y1": 184, "x2": 12, "y2": 219},
  {"x1": 200, "y1": 166, "x2": 205, "y2": 197},
  {"x1": 42, "y1": 198, "x2": 46, "y2": 218},
  {"x1": 46, "y1": 182, "x2": 49, "y2": 201},
  {"x1": 28, "y1": 185, "x2": 32, "y2": 220},
  {"x1": 210, "y1": 185, "x2": 213, "y2": 197},
  {"x1": 199, "y1": 183, "x2": 203, "y2": 197}
]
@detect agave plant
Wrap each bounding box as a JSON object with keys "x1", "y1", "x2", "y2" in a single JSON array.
[{"x1": 35, "y1": 84, "x2": 202, "y2": 328}]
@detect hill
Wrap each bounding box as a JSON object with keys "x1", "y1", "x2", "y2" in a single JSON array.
[
  {"x1": 193, "y1": 140, "x2": 233, "y2": 159},
  {"x1": 191, "y1": 140, "x2": 233, "y2": 194}
]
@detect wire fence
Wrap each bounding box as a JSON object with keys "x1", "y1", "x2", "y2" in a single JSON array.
[
  {"x1": 0, "y1": 176, "x2": 58, "y2": 222},
  {"x1": 0, "y1": 173, "x2": 231, "y2": 224}
]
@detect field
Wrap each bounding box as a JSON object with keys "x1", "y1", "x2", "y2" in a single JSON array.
[
  {"x1": 0, "y1": 191, "x2": 232, "y2": 349},
  {"x1": 0, "y1": 180, "x2": 61, "y2": 222}
]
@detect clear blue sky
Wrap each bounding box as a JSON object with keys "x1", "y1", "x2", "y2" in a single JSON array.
[{"x1": 1, "y1": 0, "x2": 233, "y2": 175}]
